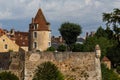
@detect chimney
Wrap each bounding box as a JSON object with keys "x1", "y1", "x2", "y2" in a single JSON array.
[
  {"x1": 32, "y1": 18, "x2": 34, "y2": 23},
  {"x1": 59, "y1": 36, "x2": 62, "y2": 42}
]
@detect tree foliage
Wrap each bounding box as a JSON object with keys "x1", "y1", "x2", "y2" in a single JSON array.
[
  {"x1": 107, "y1": 45, "x2": 120, "y2": 67},
  {"x1": 103, "y1": 8, "x2": 120, "y2": 44},
  {"x1": 59, "y1": 22, "x2": 82, "y2": 50},
  {"x1": 95, "y1": 26, "x2": 107, "y2": 38},
  {"x1": 72, "y1": 43, "x2": 84, "y2": 52},
  {"x1": 47, "y1": 46, "x2": 56, "y2": 52},
  {"x1": 0, "y1": 72, "x2": 19, "y2": 80},
  {"x1": 101, "y1": 64, "x2": 120, "y2": 80},
  {"x1": 33, "y1": 61, "x2": 64, "y2": 80},
  {"x1": 57, "y1": 44, "x2": 66, "y2": 52}
]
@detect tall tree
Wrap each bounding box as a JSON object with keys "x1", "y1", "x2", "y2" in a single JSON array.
[
  {"x1": 103, "y1": 8, "x2": 120, "y2": 44},
  {"x1": 0, "y1": 72, "x2": 19, "y2": 80},
  {"x1": 59, "y1": 22, "x2": 82, "y2": 50},
  {"x1": 33, "y1": 61, "x2": 64, "y2": 80},
  {"x1": 95, "y1": 26, "x2": 107, "y2": 38}
]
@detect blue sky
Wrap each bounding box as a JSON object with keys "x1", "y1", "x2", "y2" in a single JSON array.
[{"x1": 0, "y1": 0, "x2": 120, "y2": 37}]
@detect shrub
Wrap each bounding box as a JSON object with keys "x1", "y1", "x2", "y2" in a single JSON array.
[
  {"x1": 33, "y1": 61, "x2": 64, "y2": 80},
  {"x1": 72, "y1": 43, "x2": 84, "y2": 52},
  {"x1": 57, "y1": 45, "x2": 66, "y2": 52},
  {"x1": 47, "y1": 46, "x2": 55, "y2": 52},
  {"x1": 0, "y1": 72, "x2": 19, "y2": 80}
]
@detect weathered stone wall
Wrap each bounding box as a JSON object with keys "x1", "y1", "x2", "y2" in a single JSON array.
[
  {"x1": 25, "y1": 52, "x2": 101, "y2": 80},
  {"x1": 0, "y1": 52, "x2": 25, "y2": 80}
]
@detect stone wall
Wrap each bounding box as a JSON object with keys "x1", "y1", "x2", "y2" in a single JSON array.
[
  {"x1": 25, "y1": 52, "x2": 102, "y2": 80},
  {"x1": 0, "y1": 52, "x2": 25, "y2": 80}
]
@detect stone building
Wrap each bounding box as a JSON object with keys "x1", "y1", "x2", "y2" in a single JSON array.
[
  {"x1": 0, "y1": 34, "x2": 19, "y2": 52},
  {"x1": 29, "y1": 8, "x2": 51, "y2": 52}
]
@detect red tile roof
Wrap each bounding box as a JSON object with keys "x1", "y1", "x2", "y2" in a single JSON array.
[
  {"x1": 15, "y1": 32, "x2": 29, "y2": 47},
  {"x1": 29, "y1": 8, "x2": 50, "y2": 31},
  {"x1": 102, "y1": 56, "x2": 110, "y2": 62},
  {"x1": 0, "y1": 28, "x2": 5, "y2": 36}
]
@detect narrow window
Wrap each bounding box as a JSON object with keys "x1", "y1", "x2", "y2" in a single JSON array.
[
  {"x1": 33, "y1": 42, "x2": 37, "y2": 48},
  {"x1": 49, "y1": 32, "x2": 51, "y2": 40},
  {"x1": 48, "y1": 42, "x2": 51, "y2": 47},
  {"x1": 5, "y1": 44, "x2": 8, "y2": 49},
  {"x1": 34, "y1": 24, "x2": 38, "y2": 30},
  {"x1": 34, "y1": 32, "x2": 37, "y2": 38}
]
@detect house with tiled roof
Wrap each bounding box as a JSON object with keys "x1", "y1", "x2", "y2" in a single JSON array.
[
  {"x1": 29, "y1": 8, "x2": 51, "y2": 51},
  {"x1": 101, "y1": 56, "x2": 111, "y2": 69},
  {"x1": 0, "y1": 34, "x2": 19, "y2": 52},
  {"x1": 15, "y1": 31, "x2": 29, "y2": 51}
]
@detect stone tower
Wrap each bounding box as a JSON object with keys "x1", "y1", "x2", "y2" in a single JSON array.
[{"x1": 29, "y1": 8, "x2": 51, "y2": 51}]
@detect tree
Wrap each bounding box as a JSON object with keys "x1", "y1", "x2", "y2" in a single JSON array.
[
  {"x1": 72, "y1": 43, "x2": 84, "y2": 52},
  {"x1": 0, "y1": 72, "x2": 19, "y2": 80},
  {"x1": 103, "y1": 8, "x2": 120, "y2": 44},
  {"x1": 83, "y1": 36, "x2": 112, "y2": 58},
  {"x1": 105, "y1": 26, "x2": 113, "y2": 39},
  {"x1": 59, "y1": 22, "x2": 82, "y2": 50},
  {"x1": 47, "y1": 46, "x2": 56, "y2": 52},
  {"x1": 57, "y1": 44, "x2": 66, "y2": 52},
  {"x1": 33, "y1": 61, "x2": 64, "y2": 80},
  {"x1": 95, "y1": 26, "x2": 107, "y2": 38},
  {"x1": 107, "y1": 45, "x2": 120, "y2": 68},
  {"x1": 101, "y1": 64, "x2": 120, "y2": 80}
]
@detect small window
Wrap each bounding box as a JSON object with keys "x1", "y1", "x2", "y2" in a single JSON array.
[
  {"x1": 49, "y1": 33, "x2": 51, "y2": 39},
  {"x1": 3, "y1": 39, "x2": 5, "y2": 42},
  {"x1": 48, "y1": 42, "x2": 51, "y2": 47},
  {"x1": 34, "y1": 24, "x2": 38, "y2": 30},
  {"x1": 33, "y1": 42, "x2": 37, "y2": 48},
  {"x1": 4, "y1": 44, "x2": 8, "y2": 49},
  {"x1": 34, "y1": 32, "x2": 37, "y2": 38}
]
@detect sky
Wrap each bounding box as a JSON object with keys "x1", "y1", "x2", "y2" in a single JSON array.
[{"x1": 0, "y1": 0, "x2": 120, "y2": 37}]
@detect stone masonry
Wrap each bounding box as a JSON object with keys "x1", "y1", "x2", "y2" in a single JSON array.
[{"x1": 25, "y1": 52, "x2": 102, "y2": 80}]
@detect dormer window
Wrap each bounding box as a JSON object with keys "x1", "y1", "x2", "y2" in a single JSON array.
[{"x1": 34, "y1": 24, "x2": 38, "y2": 30}]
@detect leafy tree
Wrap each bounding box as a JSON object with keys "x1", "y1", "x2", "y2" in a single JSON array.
[
  {"x1": 105, "y1": 26, "x2": 114, "y2": 39},
  {"x1": 101, "y1": 64, "x2": 120, "y2": 80},
  {"x1": 59, "y1": 22, "x2": 82, "y2": 50},
  {"x1": 57, "y1": 44, "x2": 66, "y2": 52},
  {"x1": 33, "y1": 61, "x2": 64, "y2": 80},
  {"x1": 72, "y1": 43, "x2": 84, "y2": 52},
  {"x1": 107, "y1": 45, "x2": 120, "y2": 68},
  {"x1": 116, "y1": 66, "x2": 120, "y2": 74},
  {"x1": 103, "y1": 8, "x2": 120, "y2": 44},
  {"x1": 95, "y1": 26, "x2": 107, "y2": 38},
  {"x1": 83, "y1": 36, "x2": 112, "y2": 57},
  {"x1": 0, "y1": 72, "x2": 19, "y2": 80},
  {"x1": 47, "y1": 46, "x2": 56, "y2": 52}
]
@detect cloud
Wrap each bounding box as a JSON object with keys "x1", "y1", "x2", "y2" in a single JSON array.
[{"x1": 0, "y1": 0, "x2": 120, "y2": 36}]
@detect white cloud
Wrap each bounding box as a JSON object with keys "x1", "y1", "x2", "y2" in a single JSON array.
[{"x1": 0, "y1": 0, "x2": 120, "y2": 26}]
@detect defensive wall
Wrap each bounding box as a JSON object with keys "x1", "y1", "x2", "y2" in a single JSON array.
[{"x1": 25, "y1": 52, "x2": 102, "y2": 80}]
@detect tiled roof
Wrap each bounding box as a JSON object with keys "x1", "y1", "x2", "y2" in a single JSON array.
[
  {"x1": 102, "y1": 56, "x2": 110, "y2": 62},
  {"x1": 29, "y1": 8, "x2": 50, "y2": 31},
  {"x1": 0, "y1": 28, "x2": 5, "y2": 36},
  {"x1": 15, "y1": 32, "x2": 29, "y2": 47}
]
